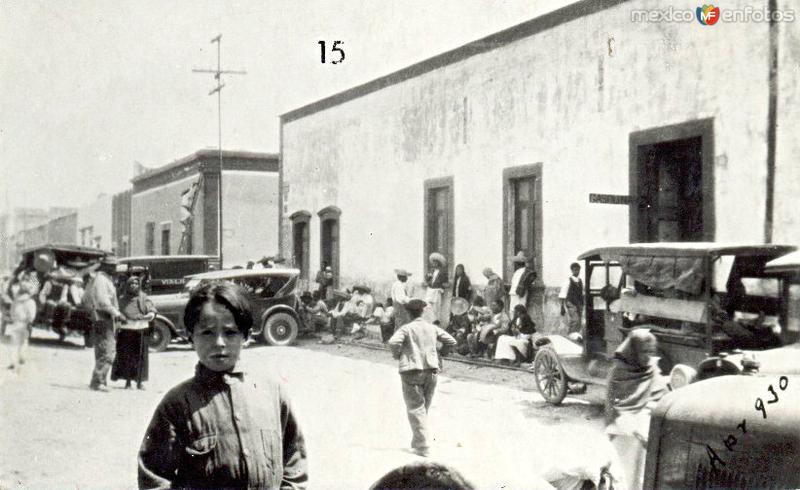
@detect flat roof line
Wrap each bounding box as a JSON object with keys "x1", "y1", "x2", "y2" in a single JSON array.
[{"x1": 281, "y1": 0, "x2": 630, "y2": 123}]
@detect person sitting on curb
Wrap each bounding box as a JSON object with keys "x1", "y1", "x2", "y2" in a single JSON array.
[{"x1": 467, "y1": 299, "x2": 509, "y2": 358}]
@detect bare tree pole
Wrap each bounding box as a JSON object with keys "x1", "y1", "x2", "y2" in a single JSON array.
[{"x1": 192, "y1": 34, "x2": 246, "y2": 268}]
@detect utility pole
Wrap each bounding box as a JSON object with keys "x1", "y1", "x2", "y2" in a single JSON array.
[{"x1": 192, "y1": 34, "x2": 246, "y2": 268}]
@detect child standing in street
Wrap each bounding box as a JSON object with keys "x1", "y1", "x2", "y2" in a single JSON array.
[{"x1": 138, "y1": 282, "x2": 308, "y2": 489}]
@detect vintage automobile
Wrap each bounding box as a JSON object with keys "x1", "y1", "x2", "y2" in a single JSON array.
[
  {"x1": 643, "y1": 372, "x2": 800, "y2": 489},
  {"x1": 11, "y1": 244, "x2": 114, "y2": 346},
  {"x1": 117, "y1": 255, "x2": 212, "y2": 295},
  {"x1": 147, "y1": 268, "x2": 305, "y2": 351},
  {"x1": 532, "y1": 243, "x2": 798, "y2": 404}
]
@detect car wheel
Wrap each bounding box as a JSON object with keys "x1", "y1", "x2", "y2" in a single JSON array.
[
  {"x1": 149, "y1": 320, "x2": 172, "y2": 352},
  {"x1": 533, "y1": 346, "x2": 568, "y2": 405},
  {"x1": 262, "y1": 313, "x2": 299, "y2": 346}
]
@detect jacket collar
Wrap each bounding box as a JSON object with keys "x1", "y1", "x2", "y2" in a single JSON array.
[{"x1": 195, "y1": 362, "x2": 246, "y2": 386}]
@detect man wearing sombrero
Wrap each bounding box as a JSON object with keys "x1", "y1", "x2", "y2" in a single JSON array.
[
  {"x1": 391, "y1": 269, "x2": 413, "y2": 331},
  {"x1": 424, "y1": 253, "x2": 448, "y2": 325},
  {"x1": 509, "y1": 251, "x2": 536, "y2": 311}
]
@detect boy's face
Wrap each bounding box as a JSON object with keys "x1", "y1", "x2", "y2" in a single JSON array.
[
  {"x1": 192, "y1": 300, "x2": 244, "y2": 372},
  {"x1": 571, "y1": 265, "x2": 581, "y2": 277},
  {"x1": 491, "y1": 301, "x2": 503, "y2": 314}
]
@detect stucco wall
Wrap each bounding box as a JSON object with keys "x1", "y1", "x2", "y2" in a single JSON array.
[
  {"x1": 222, "y1": 171, "x2": 279, "y2": 267},
  {"x1": 773, "y1": 3, "x2": 800, "y2": 243},
  {"x1": 131, "y1": 173, "x2": 200, "y2": 256},
  {"x1": 48, "y1": 213, "x2": 78, "y2": 245},
  {"x1": 282, "y1": 0, "x2": 800, "y2": 329},
  {"x1": 77, "y1": 193, "x2": 113, "y2": 250}
]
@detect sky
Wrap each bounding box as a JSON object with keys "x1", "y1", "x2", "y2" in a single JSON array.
[{"x1": 0, "y1": 0, "x2": 568, "y2": 213}]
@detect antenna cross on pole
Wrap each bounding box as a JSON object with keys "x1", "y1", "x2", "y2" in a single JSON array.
[{"x1": 192, "y1": 34, "x2": 246, "y2": 268}]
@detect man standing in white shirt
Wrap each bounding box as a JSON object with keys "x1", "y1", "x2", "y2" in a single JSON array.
[
  {"x1": 559, "y1": 262, "x2": 584, "y2": 335},
  {"x1": 508, "y1": 252, "x2": 529, "y2": 310},
  {"x1": 391, "y1": 269, "x2": 412, "y2": 332}
]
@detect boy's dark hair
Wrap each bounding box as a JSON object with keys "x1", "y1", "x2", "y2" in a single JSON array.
[
  {"x1": 472, "y1": 296, "x2": 485, "y2": 307},
  {"x1": 491, "y1": 299, "x2": 504, "y2": 309},
  {"x1": 369, "y1": 461, "x2": 475, "y2": 490},
  {"x1": 513, "y1": 304, "x2": 528, "y2": 317},
  {"x1": 183, "y1": 281, "x2": 254, "y2": 338},
  {"x1": 570, "y1": 262, "x2": 581, "y2": 269}
]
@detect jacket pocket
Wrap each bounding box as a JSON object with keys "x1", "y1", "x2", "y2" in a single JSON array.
[{"x1": 185, "y1": 433, "x2": 217, "y2": 456}]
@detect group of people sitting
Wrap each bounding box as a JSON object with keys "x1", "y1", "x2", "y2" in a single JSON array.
[
  {"x1": 450, "y1": 297, "x2": 538, "y2": 366},
  {"x1": 298, "y1": 285, "x2": 396, "y2": 343}
]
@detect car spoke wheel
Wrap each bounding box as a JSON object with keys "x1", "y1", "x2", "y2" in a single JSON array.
[
  {"x1": 148, "y1": 320, "x2": 171, "y2": 352},
  {"x1": 262, "y1": 313, "x2": 299, "y2": 346},
  {"x1": 533, "y1": 347, "x2": 568, "y2": 405}
]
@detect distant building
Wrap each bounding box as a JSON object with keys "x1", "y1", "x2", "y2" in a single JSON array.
[
  {"x1": 0, "y1": 207, "x2": 76, "y2": 271},
  {"x1": 20, "y1": 212, "x2": 78, "y2": 249},
  {"x1": 129, "y1": 149, "x2": 279, "y2": 267},
  {"x1": 279, "y1": 0, "x2": 800, "y2": 331},
  {"x1": 112, "y1": 190, "x2": 132, "y2": 257},
  {"x1": 77, "y1": 193, "x2": 113, "y2": 251}
]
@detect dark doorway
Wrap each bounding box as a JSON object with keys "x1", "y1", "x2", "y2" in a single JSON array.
[
  {"x1": 318, "y1": 206, "x2": 341, "y2": 288},
  {"x1": 292, "y1": 221, "x2": 309, "y2": 277},
  {"x1": 321, "y1": 219, "x2": 338, "y2": 286},
  {"x1": 290, "y1": 211, "x2": 311, "y2": 280},
  {"x1": 637, "y1": 137, "x2": 703, "y2": 241},
  {"x1": 423, "y1": 176, "x2": 454, "y2": 275},
  {"x1": 630, "y1": 119, "x2": 714, "y2": 243}
]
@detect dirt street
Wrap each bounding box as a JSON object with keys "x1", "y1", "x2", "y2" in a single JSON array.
[{"x1": 1, "y1": 332, "x2": 609, "y2": 489}]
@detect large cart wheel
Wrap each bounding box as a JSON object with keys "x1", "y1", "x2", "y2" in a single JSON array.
[
  {"x1": 262, "y1": 313, "x2": 299, "y2": 346},
  {"x1": 533, "y1": 347, "x2": 568, "y2": 405},
  {"x1": 149, "y1": 320, "x2": 172, "y2": 352}
]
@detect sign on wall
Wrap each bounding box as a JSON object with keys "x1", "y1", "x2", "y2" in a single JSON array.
[{"x1": 589, "y1": 193, "x2": 632, "y2": 205}]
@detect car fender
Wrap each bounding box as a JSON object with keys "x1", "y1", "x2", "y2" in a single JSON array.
[
  {"x1": 258, "y1": 305, "x2": 302, "y2": 333},
  {"x1": 154, "y1": 314, "x2": 180, "y2": 337}
]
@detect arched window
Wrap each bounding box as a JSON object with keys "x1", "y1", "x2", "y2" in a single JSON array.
[
  {"x1": 290, "y1": 211, "x2": 311, "y2": 279},
  {"x1": 317, "y1": 206, "x2": 341, "y2": 288}
]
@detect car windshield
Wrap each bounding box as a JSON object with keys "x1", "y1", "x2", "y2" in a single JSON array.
[
  {"x1": 182, "y1": 274, "x2": 296, "y2": 298},
  {"x1": 184, "y1": 278, "x2": 202, "y2": 292}
]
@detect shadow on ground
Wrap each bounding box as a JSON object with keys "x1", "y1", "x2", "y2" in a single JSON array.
[{"x1": 29, "y1": 335, "x2": 85, "y2": 351}]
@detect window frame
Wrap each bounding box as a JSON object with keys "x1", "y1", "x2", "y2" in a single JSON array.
[
  {"x1": 502, "y1": 164, "x2": 542, "y2": 282},
  {"x1": 423, "y1": 176, "x2": 454, "y2": 276},
  {"x1": 318, "y1": 206, "x2": 342, "y2": 288},
  {"x1": 160, "y1": 222, "x2": 171, "y2": 256},
  {"x1": 289, "y1": 210, "x2": 311, "y2": 280},
  {"x1": 145, "y1": 222, "x2": 156, "y2": 256}
]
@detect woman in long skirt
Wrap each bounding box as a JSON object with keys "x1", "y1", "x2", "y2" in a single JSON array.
[{"x1": 111, "y1": 276, "x2": 156, "y2": 389}]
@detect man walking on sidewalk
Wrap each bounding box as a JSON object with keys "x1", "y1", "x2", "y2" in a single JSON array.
[
  {"x1": 387, "y1": 299, "x2": 456, "y2": 457},
  {"x1": 83, "y1": 256, "x2": 124, "y2": 391}
]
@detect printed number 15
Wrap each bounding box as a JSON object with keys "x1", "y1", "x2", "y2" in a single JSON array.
[{"x1": 319, "y1": 41, "x2": 345, "y2": 64}]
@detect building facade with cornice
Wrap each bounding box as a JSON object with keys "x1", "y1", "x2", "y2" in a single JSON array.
[{"x1": 129, "y1": 149, "x2": 280, "y2": 268}]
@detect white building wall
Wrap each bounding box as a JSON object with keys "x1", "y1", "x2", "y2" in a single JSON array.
[
  {"x1": 222, "y1": 171, "x2": 279, "y2": 267},
  {"x1": 77, "y1": 193, "x2": 113, "y2": 250},
  {"x1": 282, "y1": 0, "x2": 800, "y2": 330}
]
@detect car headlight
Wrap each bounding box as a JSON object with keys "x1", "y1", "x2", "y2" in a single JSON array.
[{"x1": 669, "y1": 364, "x2": 697, "y2": 389}]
